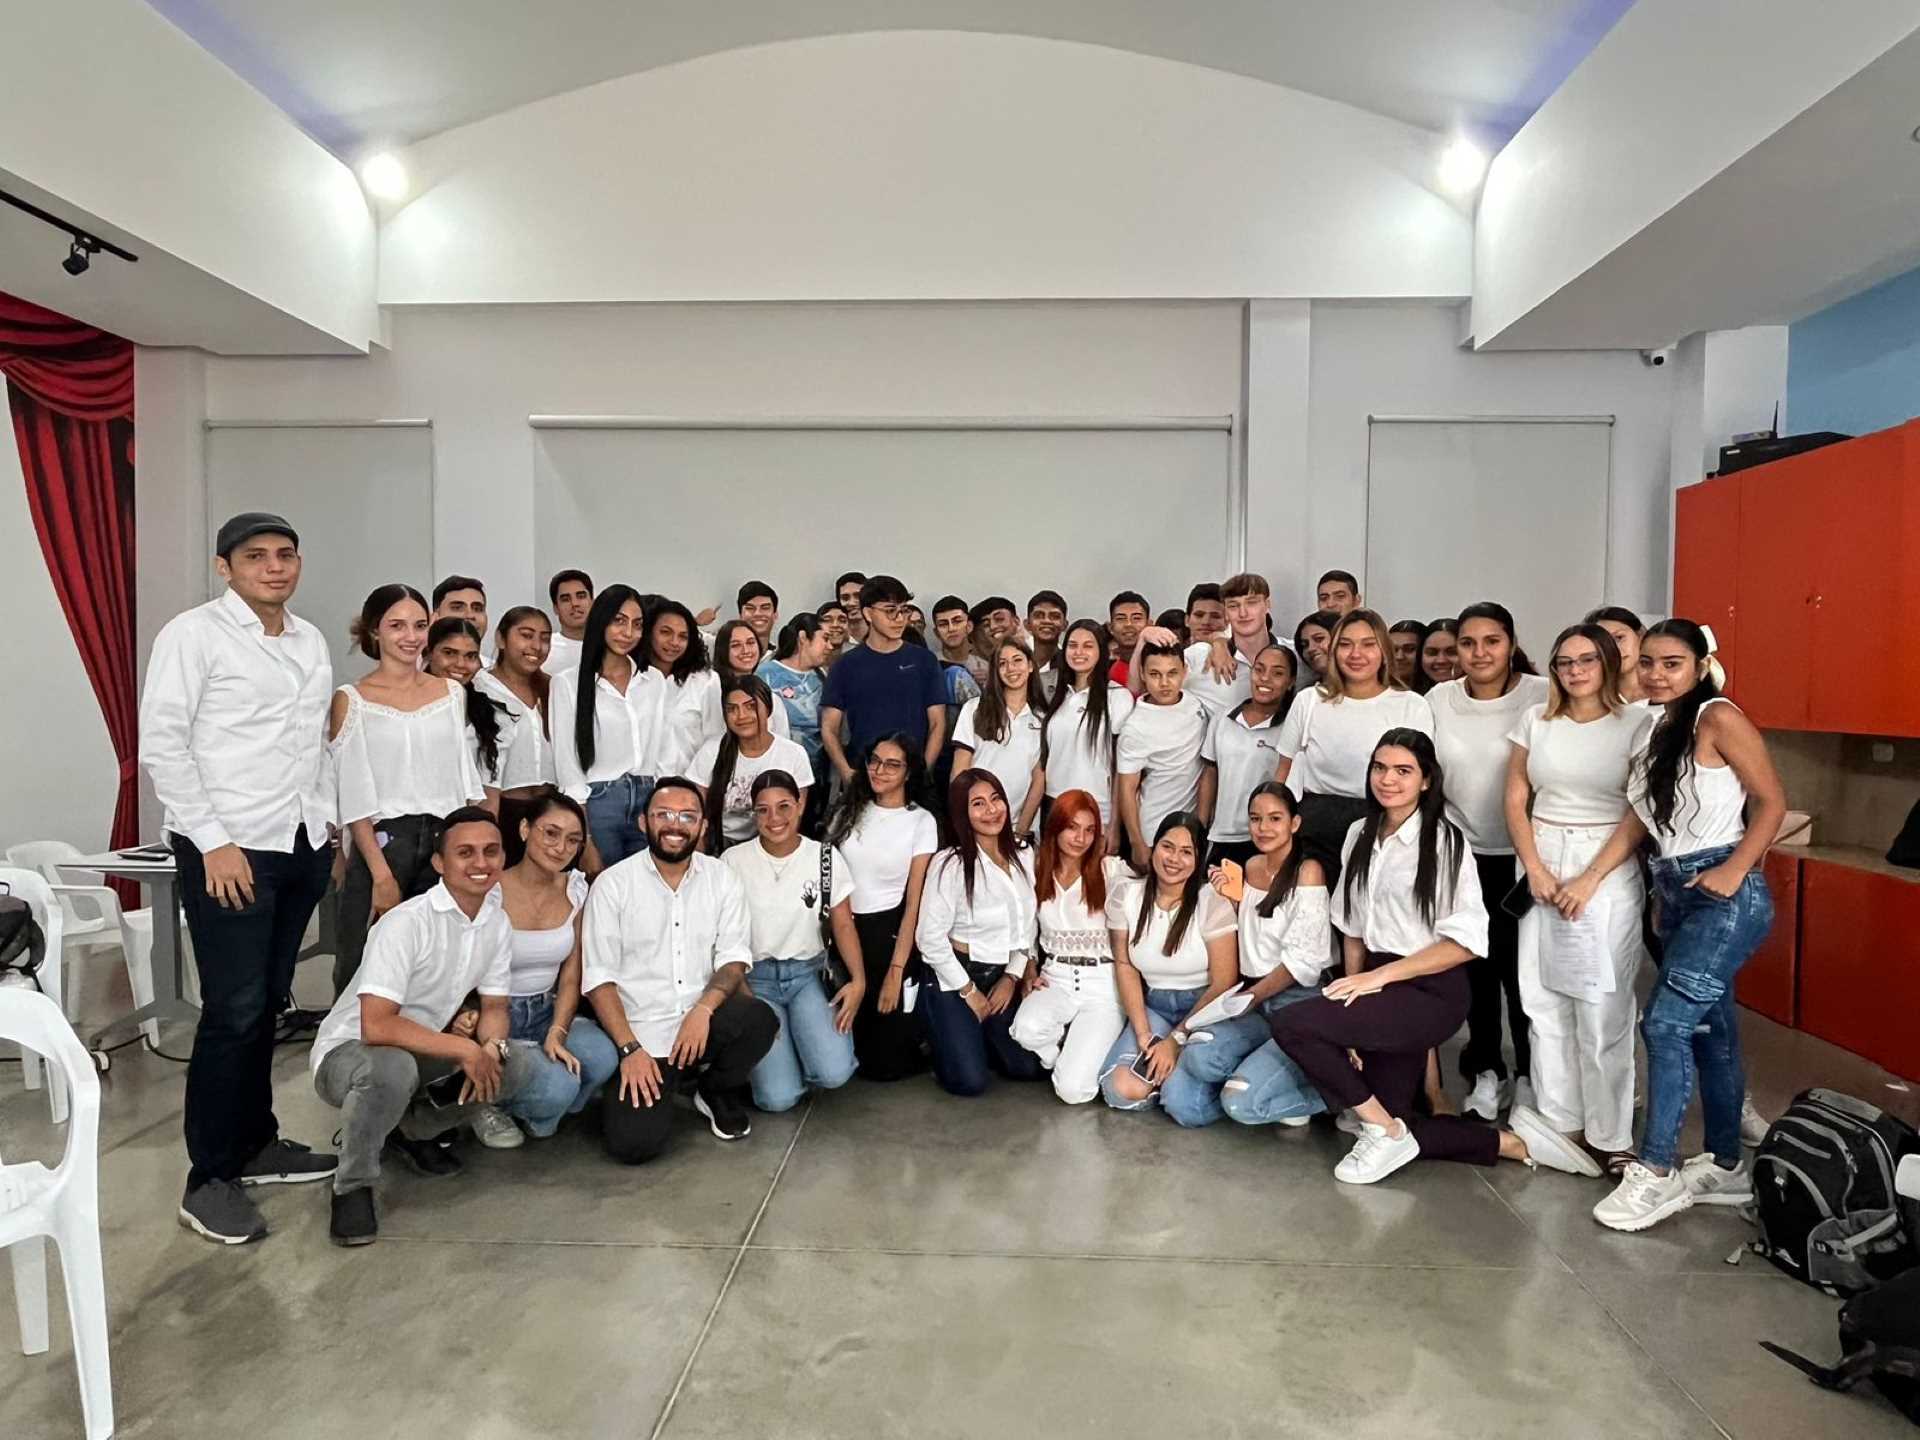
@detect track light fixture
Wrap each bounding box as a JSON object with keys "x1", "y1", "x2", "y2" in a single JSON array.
[{"x1": 0, "y1": 188, "x2": 139, "y2": 277}]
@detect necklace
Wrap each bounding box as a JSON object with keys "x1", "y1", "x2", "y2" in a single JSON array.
[{"x1": 762, "y1": 843, "x2": 804, "y2": 880}]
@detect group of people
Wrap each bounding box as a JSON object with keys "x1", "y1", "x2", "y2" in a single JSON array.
[{"x1": 138, "y1": 510, "x2": 1786, "y2": 1252}]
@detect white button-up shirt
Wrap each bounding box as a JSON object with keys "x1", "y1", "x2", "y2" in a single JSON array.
[
  {"x1": 1330, "y1": 812, "x2": 1488, "y2": 959},
  {"x1": 139, "y1": 587, "x2": 335, "y2": 853},
  {"x1": 581, "y1": 850, "x2": 753, "y2": 1055},
  {"x1": 915, "y1": 847, "x2": 1039, "y2": 990},
  {"x1": 548, "y1": 662, "x2": 660, "y2": 800}
]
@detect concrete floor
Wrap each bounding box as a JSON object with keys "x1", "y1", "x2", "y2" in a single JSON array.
[{"x1": 3, "y1": 957, "x2": 1916, "y2": 1440}]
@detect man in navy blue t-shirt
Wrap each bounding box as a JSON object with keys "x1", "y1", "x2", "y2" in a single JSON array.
[{"x1": 820, "y1": 575, "x2": 948, "y2": 782}]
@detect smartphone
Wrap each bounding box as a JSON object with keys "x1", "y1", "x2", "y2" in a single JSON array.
[
  {"x1": 1499, "y1": 876, "x2": 1534, "y2": 920},
  {"x1": 421, "y1": 1068, "x2": 468, "y2": 1108},
  {"x1": 1215, "y1": 857, "x2": 1245, "y2": 904},
  {"x1": 1128, "y1": 1047, "x2": 1159, "y2": 1081}
]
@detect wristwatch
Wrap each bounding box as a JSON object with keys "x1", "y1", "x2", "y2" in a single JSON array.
[{"x1": 617, "y1": 1040, "x2": 644, "y2": 1059}]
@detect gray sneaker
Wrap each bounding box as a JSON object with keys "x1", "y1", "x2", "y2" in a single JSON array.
[
  {"x1": 178, "y1": 1179, "x2": 268, "y2": 1245},
  {"x1": 1681, "y1": 1152, "x2": 1754, "y2": 1206}
]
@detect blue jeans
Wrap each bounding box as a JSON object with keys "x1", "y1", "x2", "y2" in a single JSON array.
[
  {"x1": 1162, "y1": 986, "x2": 1327, "y2": 1128},
  {"x1": 1099, "y1": 986, "x2": 1203, "y2": 1110},
  {"x1": 1641, "y1": 843, "x2": 1773, "y2": 1169},
  {"x1": 921, "y1": 961, "x2": 1046, "y2": 1097},
  {"x1": 746, "y1": 956, "x2": 858, "y2": 1112},
  {"x1": 585, "y1": 773, "x2": 655, "y2": 865},
  {"x1": 501, "y1": 993, "x2": 621, "y2": 1138}
]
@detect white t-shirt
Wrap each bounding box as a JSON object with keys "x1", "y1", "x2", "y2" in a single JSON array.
[
  {"x1": 691, "y1": 733, "x2": 813, "y2": 843},
  {"x1": 1239, "y1": 879, "x2": 1335, "y2": 988},
  {"x1": 1428, "y1": 675, "x2": 1551, "y2": 854},
  {"x1": 1115, "y1": 692, "x2": 1211, "y2": 843},
  {"x1": 724, "y1": 837, "x2": 849, "y2": 961},
  {"x1": 1103, "y1": 872, "x2": 1237, "y2": 991},
  {"x1": 1508, "y1": 702, "x2": 1656, "y2": 827},
  {"x1": 836, "y1": 803, "x2": 939, "y2": 914},
  {"x1": 1202, "y1": 702, "x2": 1287, "y2": 843},
  {"x1": 1036, "y1": 855, "x2": 1130, "y2": 966},
  {"x1": 1041, "y1": 683, "x2": 1135, "y2": 820},
  {"x1": 952, "y1": 696, "x2": 1045, "y2": 819},
  {"x1": 1274, "y1": 686, "x2": 1433, "y2": 800},
  {"x1": 542, "y1": 632, "x2": 583, "y2": 677},
  {"x1": 1180, "y1": 637, "x2": 1289, "y2": 718}
]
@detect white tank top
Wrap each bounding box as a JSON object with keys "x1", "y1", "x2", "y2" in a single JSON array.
[{"x1": 1631, "y1": 698, "x2": 1749, "y2": 858}]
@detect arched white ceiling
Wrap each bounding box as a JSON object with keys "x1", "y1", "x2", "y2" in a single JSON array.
[{"x1": 144, "y1": 0, "x2": 1633, "y2": 153}]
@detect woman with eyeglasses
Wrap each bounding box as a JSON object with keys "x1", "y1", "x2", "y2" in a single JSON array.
[
  {"x1": 1504, "y1": 623, "x2": 1657, "y2": 1180},
  {"x1": 691, "y1": 675, "x2": 812, "y2": 855},
  {"x1": 729, "y1": 770, "x2": 862, "y2": 1112},
  {"x1": 550, "y1": 585, "x2": 659, "y2": 871},
  {"x1": 826, "y1": 732, "x2": 939, "y2": 1080}
]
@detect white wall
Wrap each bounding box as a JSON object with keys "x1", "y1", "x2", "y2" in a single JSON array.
[
  {"x1": 382, "y1": 31, "x2": 1471, "y2": 305},
  {"x1": 1305, "y1": 303, "x2": 1676, "y2": 617},
  {"x1": 0, "y1": 405, "x2": 117, "y2": 852}
]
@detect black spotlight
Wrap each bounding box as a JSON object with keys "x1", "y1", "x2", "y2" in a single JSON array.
[{"x1": 62, "y1": 237, "x2": 95, "y2": 276}]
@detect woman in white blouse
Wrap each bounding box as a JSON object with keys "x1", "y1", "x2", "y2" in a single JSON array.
[
  {"x1": 1200, "y1": 643, "x2": 1296, "y2": 870},
  {"x1": 329, "y1": 583, "x2": 485, "y2": 993},
  {"x1": 915, "y1": 768, "x2": 1048, "y2": 1096},
  {"x1": 1270, "y1": 729, "x2": 1573, "y2": 1185},
  {"x1": 1272, "y1": 608, "x2": 1432, "y2": 880},
  {"x1": 549, "y1": 584, "x2": 656, "y2": 872},
  {"x1": 1169, "y1": 783, "x2": 1332, "y2": 1128},
  {"x1": 424, "y1": 618, "x2": 538, "y2": 811},
  {"x1": 1036, "y1": 619, "x2": 1134, "y2": 839},
  {"x1": 691, "y1": 675, "x2": 812, "y2": 854},
  {"x1": 1008, "y1": 789, "x2": 1128, "y2": 1104},
  {"x1": 641, "y1": 598, "x2": 719, "y2": 783},
  {"x1": 476, "y1": 605, "x2": 559, "y2": 799},
  {"x1": 1098, "y1": 812, "x2": 1241, "y2": 1112},
  {"x1": 1503, "y1": 622, "x2": 1658, "y2": 1179},
  {"x1": 952, "y1": 635, "x2": 1048, "y2": 840}
]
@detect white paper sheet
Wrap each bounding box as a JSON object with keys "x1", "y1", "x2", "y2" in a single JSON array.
[{"x1": 1541, "y1": 897, "x2": 1617, "y2": 1004}]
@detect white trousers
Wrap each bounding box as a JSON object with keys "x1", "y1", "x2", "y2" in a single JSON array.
[
  {"x1": 1515, "y1": 821, "x2": 1645, "y2": 1153},
  {"x1": 1009, "y1": 961, "x2": 1126, "y2": 1105}
]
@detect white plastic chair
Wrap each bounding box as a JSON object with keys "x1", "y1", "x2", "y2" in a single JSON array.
[
  {"x1": 5, "y1": 843, "x2": 150, "y2": 1025},
  {"x1": 1, "y1": 987, "x2": 113, "y2": 1439},
  {"x1": 0, "y1": 867, "x2": 68, "y2": 1123}
]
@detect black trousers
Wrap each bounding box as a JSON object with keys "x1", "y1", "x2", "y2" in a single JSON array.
[
  {"x1": 174, "y1": 832, "x2": 332, "y2": 1188},
  {"x1": 849, "y1": 903, "x2": 929, "y2": 1080},
  {"x1": 601, "y1": 991, "x2": 779, "y2": 1164},
  {"x1": 334, "y1": 813, "x2": 441, "y2": 995},
  {"x1": 1206, "y1": 838, "x2": 1259, "y2": 871},
  {"x1": 1459, "y1": 850, "x2": 1529, "y2": 1082},
  {"x1": 1296, "y1": 792, "x2": 1368, "y2": 888},
  {"x1": 920, "y1": 959, "x2": 1044, "y2": 1096}
]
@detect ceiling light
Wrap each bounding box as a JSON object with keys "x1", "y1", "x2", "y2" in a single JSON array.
[
  {"x1": 359, "y1": 152, "x2": 409, "y2": 202},
  {"x1": 62, "y1": 237, "x2": 97, "y2": 277},
  {"x1": 1437, "y1": 138, "x2": 1489, "y2": 196}
]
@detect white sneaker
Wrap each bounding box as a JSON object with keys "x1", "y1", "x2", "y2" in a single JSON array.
[
  {"x1": 1513, "y1": 1076, "x2": 1537, "y2": 1114},
  {"x1": 471, "y1": 1106, "x2": 525, "y2": 1150},
  {"x1": 1740, "y1": 1096, "x2": 1771, "y2": 1148},
  {"x1": 1334, "y1": 1120, "x2": 1421, "y2": 1185},
  {"x1": 1334, "y1": 1108, "x2": 1363, "y2": 1136},
  {"x1": 1276, "y1": 1115, "x2": 1312, "y2": 1129},
  {"x1": 1463, "y1": 1070, "x2": 1508, "y2": 1121},
  {"x1": 1593, "y1": 1162, "x2": 1694, "y2": 1232},
  {"x1": 1681, "y1": 1152, "x2": 1754, "y2": 1207},
  {"x1": 1509, "y1": 1105, "x2": 1603, "y2": 1177}
]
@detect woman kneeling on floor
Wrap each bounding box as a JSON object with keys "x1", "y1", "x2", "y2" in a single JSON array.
[{"x1": 1270, "y1": 729, "x2": 1579, "y2": 1184}]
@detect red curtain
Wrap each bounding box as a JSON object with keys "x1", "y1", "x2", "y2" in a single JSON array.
[{"x1": 0, "y1": 292, "x2": 138, "y2": 880}]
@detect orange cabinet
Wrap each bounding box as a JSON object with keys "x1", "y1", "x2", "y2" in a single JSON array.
[
  {"x1": 1735, "y1": 848, "x2": 1799, "y2": 1026},
  {"x1": 1798, "y1": 857, "x2": 1920, "y2": 1082},
  {"x1": 1672, "y1": 474, "x2": 1741, "y2": 695},
  {"x1": 1732, "y1": 460, "x2": 1822, "y2": 727}
]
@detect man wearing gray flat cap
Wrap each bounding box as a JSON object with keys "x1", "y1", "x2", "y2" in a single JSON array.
[{"x1": 139, "y1": 512, "x2": 340, "y2": 1244}]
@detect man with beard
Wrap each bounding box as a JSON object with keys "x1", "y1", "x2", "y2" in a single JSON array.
[{"x1": 582, "y1": 778, "x2": 778, "y2": 1163}]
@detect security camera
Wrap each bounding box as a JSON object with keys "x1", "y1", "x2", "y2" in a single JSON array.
[{"x1": 1640, "y1": 346, "x2": 1675, "y2": 368}]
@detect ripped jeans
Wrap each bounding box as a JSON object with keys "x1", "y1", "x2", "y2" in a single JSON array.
[{"x1": 1640, "y1": 843, "x2": 1773, "y2": 1170}]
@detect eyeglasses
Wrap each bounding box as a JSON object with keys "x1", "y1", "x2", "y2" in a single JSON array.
[
  {"x1": 866, "y1": 756, "x2": 907, "y2": 773},
  {"x1": 1552, "y1": 654, "x2": 1602, "y2": 673},
  {"x1": 868, "y1": 605, "x2": 905, "y2": 621},
  {"x1": 531, "y1": 823, "x2": 581, "y2": 847},
  {"x1": 649, "y1": 809, "x2": 702, "y2": 826}
]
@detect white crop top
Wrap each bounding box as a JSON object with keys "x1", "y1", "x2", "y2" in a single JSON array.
[
  {"x1": 506, "y1": 870, "x2": 590, "y2": 996},
  {"x1": 1036, "y1": 856, "x2": 1130, "y2": 965},
  {"x1": 330, "y1": 679, "x2": 486, "y2": 826},
  {"x1": 1629, "y1": 698, "x2": 1749, "y2": 857}
]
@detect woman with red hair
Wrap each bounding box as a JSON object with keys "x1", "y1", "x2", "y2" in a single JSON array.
[{"x1": 1010, "y1": 790, "x2": 1130, "y2": 1103}]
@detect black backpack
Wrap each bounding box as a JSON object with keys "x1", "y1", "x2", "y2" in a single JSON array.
[
  {"x1": 0, "y1": 888, "x2": 46, "y2": 988},
  {"x1": 1751, "y1": 1088, "x2": 1920, "y2": 1295},
  {"x1": 1763, "y1": 1267, "x2": 1920, "y2": 1426}
]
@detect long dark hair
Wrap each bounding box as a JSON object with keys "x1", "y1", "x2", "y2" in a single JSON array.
[
  {"x1": 1635, "y1": 617, "x2": 1720, "y2": 838},
  {"x1": 353, "y1": 583, "x2": 428, "y2": 660},
  {"x1": 640, "y1": 598, "x2": 710, "y2": 684},
  {"x1": 492, "y1": 605, "x2": 553, "y2": 730},
  {"x1": 826, "y1": 731, "x2": 932, "y2": 847},
  {"x1": 574, "y1": 583, "x2": 644, "y2": 774},
  {"x1": 1412, "y1": 618, "x2": 1457, "y2": 695},
  {"x1": 773, "y1": 612, "x2": 824, "y2": 666},
  {"x1": 1131, "y1": 811, "x2": 1211, "y2": 956},
  {"x1": 972, "y1": 635, "x2": 1047, "y2": 745},
  {"x1": 702, "y1": 675, "x2": 776, "y2": 853},
  {"x1": 426, "y1": 617, "x2": 506, "y2": 776},
  {"x1": 1292, "y1": 609, "x2": 1339, "y2": 673},
  {"x1": 1342, "y1": 728, "x2": 1463, "y2": 929},
  {"x1": 1454, "y1": 600, "x2": 1538, "y2": 680},
  {"x1": 1246, "y1": 782, "x2": 1308, "y2": 919},
  {"x1": 940, "y1": 766, "x2": 1029, "y2": 905},
  {"x1": 712, "y1": 617, "x2": 763, "y2": 687},
  {"x1": 1041, "y1": 619, "x2": 1118, "y2": 766}
]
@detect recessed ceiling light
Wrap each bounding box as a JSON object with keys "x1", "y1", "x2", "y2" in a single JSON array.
[
  {"x1": 1437, "y1": 138, "x2": 1489, "y2": 196},
  {"x1": 359, "y1": 152, "x2": 409, "y2": 202}
]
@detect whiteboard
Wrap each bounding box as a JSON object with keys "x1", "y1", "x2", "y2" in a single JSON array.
[
  {"x1": 533, "y1": 424, "x2": 1234, "y2": 623},
  {"x1": 1364, "y1": 419, "x2": 1611, "y2": 660},
  {"x1": 205, "y1": 424, "x2": 435, "y2": 673}
]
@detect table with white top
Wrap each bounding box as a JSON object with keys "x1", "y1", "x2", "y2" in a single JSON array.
[{"x1": 64, "y1": 846, "x2": 197, "y2": 1064}]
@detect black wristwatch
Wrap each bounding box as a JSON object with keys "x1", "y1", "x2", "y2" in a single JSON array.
[{"x1": 617, "y1": 1040, "x2": 644, "y2": 1059}]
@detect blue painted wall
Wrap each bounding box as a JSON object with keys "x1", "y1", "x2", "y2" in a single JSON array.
[{"x1": 1788, "y1": 264, "x2": 1920, "y2": 436}]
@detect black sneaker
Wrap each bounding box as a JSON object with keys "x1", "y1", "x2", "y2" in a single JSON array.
[
  {"x1": 693, "y1": 1084, "x2": 753, "y2": 1141},
  {"x1": 239, "y1": 1138, "x2": 338, "y2": 1187},
  {"x1": 329, "y1": 1187, "x2": 378, "y2": 1247},
  {"x1": 386, "y1": 1133, "x2": 465, "y2": 1178},
  {"x1": 178, "y1": 1179, "x2": 269, "y2": 1245}
]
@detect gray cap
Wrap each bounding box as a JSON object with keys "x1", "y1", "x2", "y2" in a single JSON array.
[{"x1": 215, "y1": 511, "x2": 299, "y2": 558}]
